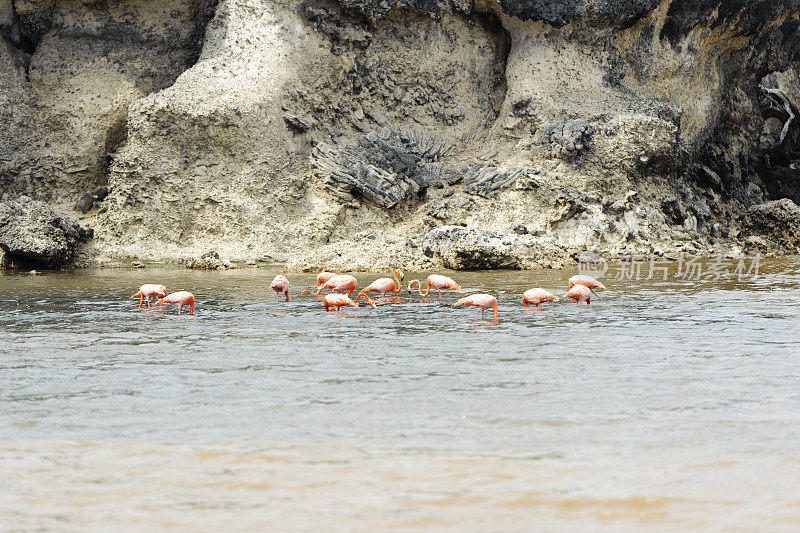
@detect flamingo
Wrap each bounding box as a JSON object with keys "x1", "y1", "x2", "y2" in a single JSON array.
[
  {"x1": 269, "y1": 274, "x2": 291, "y2": 301},
  {"x1": 522, "y1": 288, "x2": 559, "y2": 307},
  {"x1": 568, "y1": 275, "x2": 606, "y2": 290},
  {"x1": 356, "y1": 269, "x2": 404, "y2": 300},
  {"x1": 302, "y1": 274, "x2": 358, "y2": 297},
  {"x1": 454, "y1": 293, "x2": 498, "y2": 321},
  {"x1": 565, "y1": 284, "x2": 591, "y2": 304},
  {"x1": 154, "y1": 291, "x2": 196, "y2": 315},
  {"x1": 407, "y1": 274, "x2": 461, "y2": 301},
  {"x1": 323, "y1": 293, "x2": 375, "y2": 311},
  {"x1": 316, "y1": 272, "x2": 337, "y2": 287},
  {"x1": 129, "y1": 284, "x2": 167, "y2": 308}
]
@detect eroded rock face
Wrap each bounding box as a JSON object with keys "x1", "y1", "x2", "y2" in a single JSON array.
[
  {"x1": 2, "y1": 0, "x2": 800, "y2": 270},
  {"x1": 0, "y1": 196, "x2": 92, "y2": 268},
  {"x1": 741, "y1": 199, "x2": 800, "y2": 252},
  {"x1": 0, "y1": 0, "x2": 218, "y2": 204}
]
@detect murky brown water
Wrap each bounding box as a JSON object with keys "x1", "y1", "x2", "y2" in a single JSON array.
[{"x1": 2, "y1": 259, "x2": 800, "y2": 530}]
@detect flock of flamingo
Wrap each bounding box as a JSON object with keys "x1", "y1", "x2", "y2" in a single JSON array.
[{"x1": 128, "y1": 271, "x2": 607, "y2": 321}]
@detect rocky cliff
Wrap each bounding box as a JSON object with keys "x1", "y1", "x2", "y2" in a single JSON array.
[{"x1": 2, "y1": 0, "x2": 800, "y2": 270}]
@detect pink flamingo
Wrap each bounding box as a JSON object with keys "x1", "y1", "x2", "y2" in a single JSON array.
[
  {"x1": 356, "y1": 269, "x2": 404, "y2": 300},
  {"x1": 316, "y1": 272, "x2": 337, "y2": 287},
  {"x1": 302, "y1": 274, "x2": 358, "y2": 297},
  {"x1": 154, "y1": 291, "x2": 196, "y2": 315},
  {"x1": 269, "y1": 274, "x2": 291, "y2": 301},
  {"x1": 407, "y1": 274, "x2": 462, "y2": 301},
  {"x1": 454, "y1": 293, "x2": 498, "y2": 321},
  {"x1": 522, "y1": 288, "x2": 559, "y2": 307},
  {"x1": 568, "y1": 275, "x2": 606, "y2": 290},
  {"x1": 565, "y1": 284, "x2": 591, "y2": 304},
  {"x1": 323, "y1": 293, "x2": 375, "y2": 311},
  {"x1": 129, "y1": 284, "x2": 167, "y2": 308}
]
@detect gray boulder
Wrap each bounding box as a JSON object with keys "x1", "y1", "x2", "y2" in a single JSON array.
[
  {"x1": 185, "y1": 250, "x2": 236, "y2": 270},
  {"x1": 0, "y1": 196, "x2": 92, "y2": 268},
  {"x1": 421, "y1": 225, "x2": 569, "y2": 270},
  {"x1": 740, "y1": 199, "x2": 800, "y2": 252},
  {"x1": 541, "y1": 119, "x2": 592, "y2": 159},
  {"x1": 74, "y1": 186, "x2": 110, "y2": 213}
]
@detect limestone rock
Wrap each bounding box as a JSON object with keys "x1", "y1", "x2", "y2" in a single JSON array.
[
  {"x1": 541, "y1": 120, "x2": 592, "y2": 159},
  {"x1": 185, "y1": 250, "x2": 236, "y2": 270},
  {"x1": 3, "y1": 0, "x2": 800, "y2": 268},
  {"x1": 463, "y1": 164, "x2": 541, "y2": 198},
  {"x1": 74, "y1": 186, "x2": 110, "y2": 214},
  {"x1": 741, "y1": 199, "x2": 800, "y2": 252},
  {"x1": 0, "y1": 196, "x2": 92, "y2": 268},
  {"x1": 421, "y1": 225, "x2": 569, "y2": 270}
]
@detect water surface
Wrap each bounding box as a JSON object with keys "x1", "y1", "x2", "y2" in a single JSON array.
[{"x1": 2, "y1": 259, "x2": 800, "y2": 530}]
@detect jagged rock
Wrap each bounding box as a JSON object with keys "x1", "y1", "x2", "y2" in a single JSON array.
[
  {"x1": 463, "y1": 164, "x2": 541, "y2": 198},
  {"x1": 541, "y1": 120, "x2": 592, "y2": 159},
  {"x1": 312, "y1": 129, "x2": 456, "y2": 208},
  {"x1": 301, "y1": 0, "x2": 372, "y2": 54},
  {"x1": 282, "y1": 103, "x2": 317, "y2": 133},
  {"x1": 315, "y1": 128, "x2": 543, "y2": 206},
  {"x1": 185, "y1": 250, "x2": 236, "y2": 270},
  {"x1": 740, "y1": 199, "x2": 800, "y2": 252},
  {"x1": 0, "y1": 196, "x2": 92, "y2": 268},
  {"x1": 421, "y1": 225, "x2": 569, "y2": 270}
]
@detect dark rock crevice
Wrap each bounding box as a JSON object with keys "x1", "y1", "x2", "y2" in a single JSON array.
[
  {"x1": 496, "y1": 0, "x2": 660, "y2": 29},
  {"x1": 3, "y1": 0, "x2": 36, "y2": 54}
]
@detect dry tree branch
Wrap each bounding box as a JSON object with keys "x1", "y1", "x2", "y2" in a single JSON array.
[{"x1": 759, "y1": 84, "x2": 798, "y2": 145}]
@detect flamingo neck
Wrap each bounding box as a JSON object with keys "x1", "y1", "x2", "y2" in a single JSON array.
[
  {"x1": 408, "y1": 280, "x2": 427, "y2": 296},
  {"x1": 422, "y1": 278, "x2": 432, "y2": 296},
  {"x1": 392, "y1": 272, "x2": 402, "y2": 293}
]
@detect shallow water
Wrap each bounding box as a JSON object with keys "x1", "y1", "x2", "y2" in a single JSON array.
[{"x1": 2, "y1": 259, "x2": 800, "y2": 530}]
